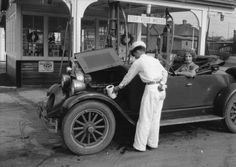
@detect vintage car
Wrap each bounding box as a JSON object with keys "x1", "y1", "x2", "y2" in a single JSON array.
[{"x1": 39, "y1": 48, "x2": 236, "y2": 155}]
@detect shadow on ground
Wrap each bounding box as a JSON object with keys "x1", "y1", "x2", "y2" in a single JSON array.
[{"x1": 0, "y1": 73, "x2": 15, "y2": 86}]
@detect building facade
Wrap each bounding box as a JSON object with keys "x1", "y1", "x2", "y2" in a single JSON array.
[{"x1": 0, "y1": 0, "x2": 235, "y2": 87}]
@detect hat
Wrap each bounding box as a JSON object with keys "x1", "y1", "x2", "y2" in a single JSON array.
[{"x1": 130, "y1": 41, "x2": 146, "y2": 51}]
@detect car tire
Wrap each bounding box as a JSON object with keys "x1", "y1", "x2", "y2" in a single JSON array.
[
  {"x1": 223, "y1": 93, "x2": 236, "y2": 133},
  {"x1": 62, "y1": 100, "x2": 116, "y2": 155}
]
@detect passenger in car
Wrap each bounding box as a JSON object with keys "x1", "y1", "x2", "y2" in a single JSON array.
[
  {"x1": 113, "y1": 40, "x2": 168, "y2": 152},
  {"x1": 174, "y1": 51, "x2": 199, "y2": 77}
]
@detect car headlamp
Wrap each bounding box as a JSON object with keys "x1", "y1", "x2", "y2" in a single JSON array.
[
  {"x1": 71, "y1": 79, "x2": 86, "y2": 95},
  {"x1": 66, "y1": 67, "x2": 72, "y2": 74},
  {"x1": 75, "y1": 70, "x2": 84, "y2": 82},
  {"x1": 61, "y1": 74, "x2": 71, "y2": 90}
]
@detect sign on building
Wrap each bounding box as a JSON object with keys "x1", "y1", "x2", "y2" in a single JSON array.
[
  {"x1": 128, "y1": 15, "x2": 166, "y2": 25},
  {"x1": 38, "y1": 61, "x2": 54, "y2": 72}
]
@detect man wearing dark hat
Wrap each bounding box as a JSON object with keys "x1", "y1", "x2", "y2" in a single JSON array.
[{"x1": 113, "y1": 40, "x2": 168, "y2": 152}]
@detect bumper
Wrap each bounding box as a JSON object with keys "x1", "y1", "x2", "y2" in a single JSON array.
[{"x1": 37, "y1": 98, "x2": 58, "y2": 133}]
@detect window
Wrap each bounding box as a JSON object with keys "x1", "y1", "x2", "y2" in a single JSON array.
[
  {"x1": 22, "y1": 15, "x2": 69, "y2": 57},
  {"x1": 23, "y1": 15, "x2": 44, "y2": 56},
  {"x1": 98, "y1": 20, "x2": 108, "y2": 49},
  {"x1": 48, "y1": 17, "x2": 68, "y2": 57},
  {"x1": 81, "y1": 20, "x2": 96, "y2": 51}
]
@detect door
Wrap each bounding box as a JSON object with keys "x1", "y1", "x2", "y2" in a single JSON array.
[{"x1": 163, "y1": 74, "x2": 228, "y2": 110}]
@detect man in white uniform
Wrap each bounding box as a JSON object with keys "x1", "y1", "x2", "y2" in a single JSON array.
[{"x1": 113, "y1": 41, "x2": 168, "y2": 152}]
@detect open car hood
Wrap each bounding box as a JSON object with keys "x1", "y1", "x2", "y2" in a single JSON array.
[{"x1": 75, "y1": 48, "x2": 123, "y2": 74}]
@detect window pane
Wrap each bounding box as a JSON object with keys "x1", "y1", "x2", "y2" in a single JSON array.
[
  {"x1": 81, "y1": 19, "x2": 95, "y2": 51},
  {"x1": 48, "y1": 17, "x2": 68, "y2": 57},
  {"x1": 23, "y1": 15, "x2": 44, "y2": 56},
  {"x1": 98, "y1": 20, "x2": 108, "y2": 49}
]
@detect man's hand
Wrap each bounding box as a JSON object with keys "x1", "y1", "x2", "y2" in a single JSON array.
[{"x1": 113, "y1": 86, "x2": 120, "y2": 94}]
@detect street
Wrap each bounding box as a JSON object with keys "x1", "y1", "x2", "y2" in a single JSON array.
[{"x1": 0, "y1": 88, "x2": 236, "y2": 167}]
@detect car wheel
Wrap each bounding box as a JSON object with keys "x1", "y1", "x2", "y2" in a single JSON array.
[
  {"x1": 62, "y1": 100, "x2": 116, "y2": 155},
  {"x1": 224, "y1": 94, "x2": 236, "y2": 133}
]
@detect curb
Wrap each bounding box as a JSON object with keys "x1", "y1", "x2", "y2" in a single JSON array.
[{"x1": 0, "y1": 86, "x2": 17, "y2": 92}]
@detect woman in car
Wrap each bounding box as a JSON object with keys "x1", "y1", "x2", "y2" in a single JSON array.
[{"x1": 175, "y1": 51, "x2": 199, "y2": 77}]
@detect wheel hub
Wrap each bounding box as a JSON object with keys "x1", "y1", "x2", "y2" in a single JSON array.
[{"x1": 88, "y1": 126, "x2": 95, "y2": 133}]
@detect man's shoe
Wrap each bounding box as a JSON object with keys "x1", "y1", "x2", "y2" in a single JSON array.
[
  {"x1": 147, "y1": 145, "x2": 156, "y2": 150},
  {"x1": 120, "y1": 146, "x2": 145, "y2": 154}
]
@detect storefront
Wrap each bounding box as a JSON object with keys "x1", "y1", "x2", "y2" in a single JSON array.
[
  {"x1": 3, "y1": 0, "x2": 71, "y2": 86},
  {"x1": 0, "y1": 0, "x2": 235, "y2": 87}
]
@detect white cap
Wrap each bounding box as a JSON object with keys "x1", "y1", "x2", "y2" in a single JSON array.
[{"x1": 130, "y1": 41, "x2": 146, "y2": 51}]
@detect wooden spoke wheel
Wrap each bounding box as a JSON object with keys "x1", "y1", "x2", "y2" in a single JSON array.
[{"x1": 62, "y1": 100, "x2": 115, "y2": 155}]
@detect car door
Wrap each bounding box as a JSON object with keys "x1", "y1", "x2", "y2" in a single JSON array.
[{"x1": 163, "y1": 74, "x2": 228, "y2": 110}]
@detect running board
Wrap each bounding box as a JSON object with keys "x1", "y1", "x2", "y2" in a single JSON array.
[{"x1": 160, "y1": 115, "x2": 224, "y2": 126}]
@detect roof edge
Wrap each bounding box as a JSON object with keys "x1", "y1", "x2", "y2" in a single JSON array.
[{"x1": 170, "y1": 0, "x2": 236, "y2": 10}]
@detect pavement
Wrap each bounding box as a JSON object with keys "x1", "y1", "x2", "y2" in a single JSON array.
[
  {"x1": 2, "y1": 87, "x2": 236, "y2": 167},
  {"x1": 0, "y1": 87, "x2": 64, "y2": 167}
]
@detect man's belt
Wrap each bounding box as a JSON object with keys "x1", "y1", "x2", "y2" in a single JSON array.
[
  {"x1": 145, "y1": 81, "x2": 160, "y2": 85},
  {"x1": 145, "y1": 80, "x2": 167, "y2": 91}
]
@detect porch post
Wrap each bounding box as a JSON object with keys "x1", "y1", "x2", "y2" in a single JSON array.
[
  {"x1": 137, "y1": 24, "x2": 142, "y2": 41},
  {"x1": 192, "y1": 9, "x2": 208, "y2": 55},
  {"x1": 71, "y1": 0, "x2": 97, "y2": 55},
  {"x1": 199, "y1": 10, "x2": 208, "y2": 56}
]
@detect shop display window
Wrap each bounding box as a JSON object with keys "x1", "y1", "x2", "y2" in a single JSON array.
[
  {"x1": 98, "y1": 20, "x2": 108, "y2": 49},
  {"x1": 81, "y1": 20, "x2": 96, "y2": 51},
  {"x1": 48, "y1": 17, "x2": 68, "y2": 57},
  {"x1": 23, "y1": 15, "x2": 44, "y2": 56}
]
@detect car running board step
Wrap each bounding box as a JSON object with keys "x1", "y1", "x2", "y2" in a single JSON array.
[{"x1": 160, "y1": 115, "x2": 224, "y2": 126}]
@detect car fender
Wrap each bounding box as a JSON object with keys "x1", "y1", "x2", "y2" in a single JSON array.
[
  {"x1": 214, "y1": 83, "x2": 236, "y2": 116},
  {"x1": 47, "y1": 83, "x2": 67, "y2": 110},
  {"x1": 62, "y1": 91, "x2": 135, "y2": 125},
  {"x1": 226, "y1": 67, "x2": 236, "y2": 79},
  {"x1": 47, "y1": 83, "x2": 60, "y2": 96}
]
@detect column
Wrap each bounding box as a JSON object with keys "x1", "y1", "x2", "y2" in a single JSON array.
[
  {"x1": 71, "y1": 0, "x2": 97, "y2": 55},
  {"x1": 191, "y1": 9, "x2": 208, "y2": 55}
]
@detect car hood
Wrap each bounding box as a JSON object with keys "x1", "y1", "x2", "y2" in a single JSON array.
[{"x1": 74, "y1": 48, "x2": 123, "y2": 74}]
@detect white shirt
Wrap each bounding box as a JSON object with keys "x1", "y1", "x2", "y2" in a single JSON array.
[{"x1": 119, "y1": 54, "x2": 168, "y2": 88}]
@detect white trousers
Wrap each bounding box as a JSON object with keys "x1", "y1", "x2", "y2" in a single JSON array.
[{"x1": 133, "y1": 84, "x2": 166, "y2": 151}]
